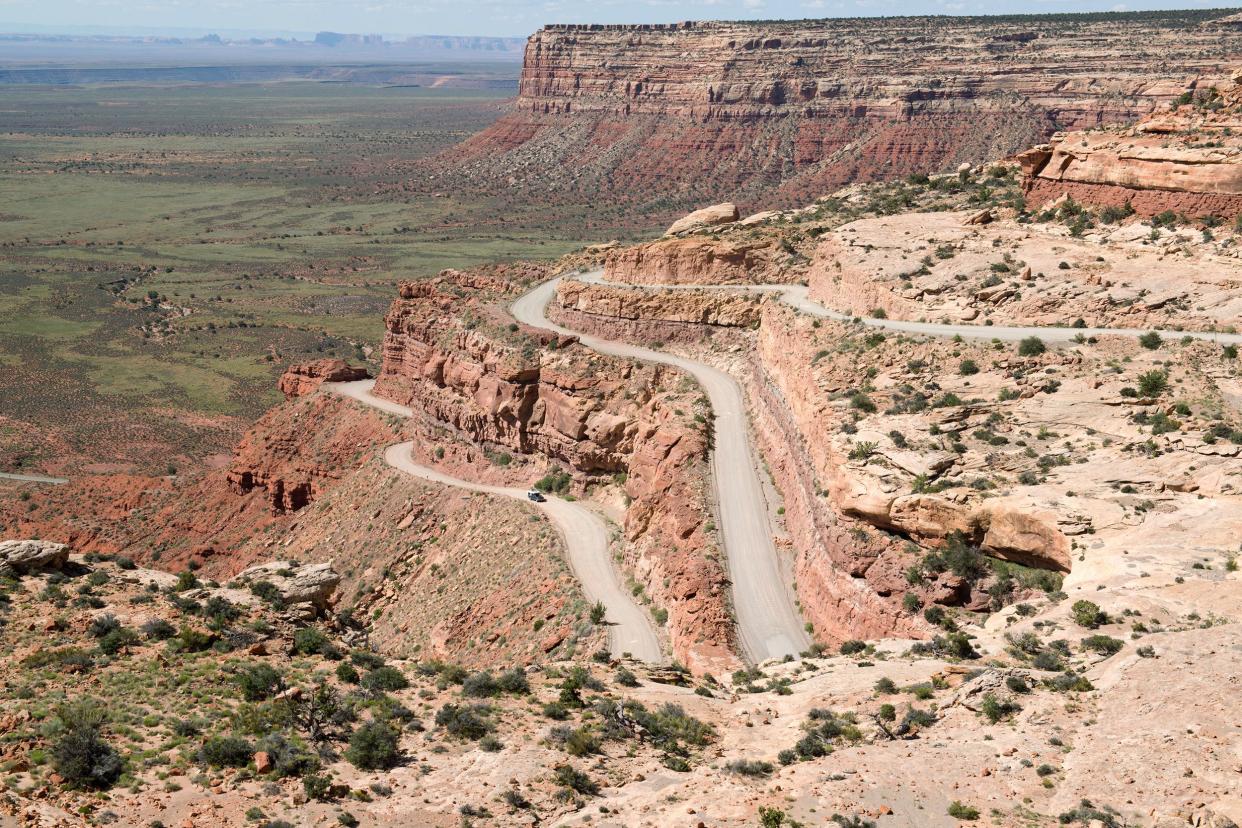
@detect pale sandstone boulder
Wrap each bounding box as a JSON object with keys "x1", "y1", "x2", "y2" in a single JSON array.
[
  {"x1": 665, "y1": 202, "x2": 739, "y2": 235},
  {"x1": 0, "y1": 539, "x2": 70, "y2": 574},
  {"x1": 978, "y1": 506, "x2": 1071, "y2": 572},
  {"x1": 235, "y1": 561, "x2": 341, "y2": 610}
]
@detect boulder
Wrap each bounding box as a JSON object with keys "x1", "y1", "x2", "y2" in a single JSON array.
[
  {"x1": 0, "y1": 539, "x2": 70, "y2": 574},
  {"x1": 253, "y1": 751, "x2": 273, "y2": 774},
  {"x1": 278, "y1": 359, "x2": 369, "y2": 399},
  {"x1": 234, "y1": 561, "x2": 341, "y2": 610},
  {"x1": 665, "y1": 202, "x2": 739, "y2": 236},
  {"x1": 978, "y1": 506, "x2": 1071, "y2": 572}
]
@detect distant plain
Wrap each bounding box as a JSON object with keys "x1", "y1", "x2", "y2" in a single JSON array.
[{"x1": 0, "y1": 77, "x2": 606, "y2": 474}]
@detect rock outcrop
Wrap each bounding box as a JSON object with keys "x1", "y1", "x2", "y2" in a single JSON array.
[
  {"x1": 603, "y1": 237, "x2": 794, "y2": 285},
  {"x1": 666, "y1": 202, "x2": 738, "y2": 236},
  {"x1": 233, "y1": 560, "x2": 342, "y2": 611},
  {"x1": 555, "y1": 278, "x2": 763, "y2": 333},
  {"x1": 442, "y1": 13, "x2": 1239, "y2": 208},
  {"x1": 277, "y1": 359, "x2": 369, "y2": 399},
  {"x1": 1022, "y1": 74, "x2": 1242, "y2": 217},
  {"x1": 0, "y1": 539, "x2": 69, "y2": 574},
  {"x1": 372, "y1": 277, "x2": 735, "y2": 672},
  {"x1": 226, "y1": 392, "x2": 397, "y2": 514}
]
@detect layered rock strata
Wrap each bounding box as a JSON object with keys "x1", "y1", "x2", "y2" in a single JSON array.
[
  {"x1": 1021, "y1": 74, "x2": 1242, "y2": 217},
  {"x1": 372, "y1": 276, "x2": 735, "y2": 672},
  {"x1": 444, "y1": 12, "x2": 1240, "y2": 207}
]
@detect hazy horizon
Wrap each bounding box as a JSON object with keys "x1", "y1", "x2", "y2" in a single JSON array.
[{"x1": 0, "y1": 0, "x2": 1235, "y2": 40}]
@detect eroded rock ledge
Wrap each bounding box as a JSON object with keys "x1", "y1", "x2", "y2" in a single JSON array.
[{"x1": 371, "y1": 271, "x2": 736, "y2": 673}]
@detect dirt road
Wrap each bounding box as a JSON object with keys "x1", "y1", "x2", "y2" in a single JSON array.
[
  {"x1": 324, "y1": 379, "x2": 663, "y2": 664},
  {"x1": 512, "y1": 280, "x2": 811, "y2": 664}
]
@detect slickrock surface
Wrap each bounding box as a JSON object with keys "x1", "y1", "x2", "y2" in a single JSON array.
[
  {"x1": 1022, "y1": 72, "x2": 1242, "y2": 217},
  {"x1": 443, "y1": 12, "x2": 1240, "y2": 208},
  {"x1": 808, "y1": 207, "x2": 1242, "y2": 330}
]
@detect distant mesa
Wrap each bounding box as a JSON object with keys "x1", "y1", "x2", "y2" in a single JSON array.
[{"x1": 439, "y1": 10, "x2": 1241, "y2": 210}]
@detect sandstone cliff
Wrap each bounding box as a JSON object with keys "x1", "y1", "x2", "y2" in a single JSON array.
[
  {"x1": 371, "y1": 274, "x2": 736, "y2": 672},
  {"x1": 442, "y1": 12, "x2": 1240, "y2": 209},
  {"x1": 1021, "y1": 72, "x2": 1242, "y2": 217}
]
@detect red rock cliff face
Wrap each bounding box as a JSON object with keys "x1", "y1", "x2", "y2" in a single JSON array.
[
  {"x1": 443, "y1": 13, "x2": 1239, "y2": 208},
  {"x1": 373, "y1": 279, "x2": 736, "y2": 672}
]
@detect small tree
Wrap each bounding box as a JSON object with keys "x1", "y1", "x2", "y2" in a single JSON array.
[
  {"x1": 589, "y1": 601, "x2": 606, "y2": 625},
  {"x1": 51, "y1": 701, "x2": 122, "y2": 789},
  {"x1": 345, "y1": 720, "x2": 401, "y2": 771}
]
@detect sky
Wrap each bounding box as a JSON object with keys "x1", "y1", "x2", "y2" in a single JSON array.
[{"x1": 0, "y1": 0, "x2": 1231, "y2": 39}]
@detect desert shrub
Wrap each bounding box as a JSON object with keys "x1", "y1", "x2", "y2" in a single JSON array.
[
  {"x1": 462, "y1": 671, "x2": 499, "y2": 698},
  {"x1": 237, "y1": 664, "x2": 285, "y2": 701},
  {"x1": 88, "y1": 614, "x2": 121, "y2": 639},
  {"x1": 726, "y1": 758, "x2": 773, "y2": 777},
  {"x1": 759, "y1": 808, "x2": 806, "y2": 828},
  {"x1": 292, "y1": 627, "x2": 333, "y2": 657},
  {"x1": 534, "y1": 471, "x2": 572, "y2": 494},
  {"x1": 1080, "y1": 635, "x2": 1124, "y2": 656},
  {"x1": 614, "y1": 668, "x2": 639, "y2": 688},
  {"x1": 1057, "y1": 799, "x2": 1123, "y2": 827},
  {"x1": 335, "y1": 663, "x2": 360, "y2": 684},
  {"x1": 361, "y1": 666, "x2": 408, "y2": 692},
  {"x1": 249, "y1": 580, "x2": 282, "y2": 605},
  {"x1": 435, "y1": 704, "x2": 492, "y2": 741},
  {"x1": 1138, "y1": 331, "x2": 1163, "y2": 350},
  {"x1": 97, "y1": 626, "x2": 139, "y2": 655},
  {"x1": 344, "y1": 720, "x2": 401, "y2": 771},
  {"x1": 255, "y1": 733, "x2": 320, "y2": 779},
  {"x1": 50, "y1": 701, "x2": 122, "y2": 789},
  {"x1": 948, "y1": 801, "x2": 980, "y2": 820},
  {"x1": 1070, "y1": 600, "x2": 1107, "y2": 629},
  {"x1": 495, "y1": 668, "x2": 530, "y2": 694},
  {"x1": 302, "y1": 773, "x2": 333, "y2": 802},
  {"x1": 199, "y1": 735, "x2": 254, "y2": 768},
  {"x1": 839, "y1": 640, "x2": 867, "y2": 655},
  {"x1": 553, "y1": 763, "x2": 599, "y2": 795},
  {"x1": 1005, "y1": 675, "x2": 1030, "y2": 694},
  {"x1": 172, "y1": 626, "x2": 214, "y2": 653},
  {"x1": 1046, "y1": 672, "x2": 1095, "y2": 693},
  {"x1": 1018, "y1": 336, "x2": 1046, "y2": 357},
  {"x1": 552, "y1": 725, "x2": 600, "y2": 757},
  {"x1": 141, "y1": 619, "x2": 176, "y2": 640},
  {"x1": 590, "y1": 699, "x2": 714, "y2": 758},
  {"x1": 874, "y1": 677, "x2": 897, "y2": 694},
  {"x1": 350, "y1": 650, "x2": 386, "y2": 669},
  {"x1": 959, "y1": 359, "x2": 979, "y2": 376},
  {"x1": 849, "y1": 392, "x2": 877, "y2": 413},
  {"x1": 1136, "y1": 370, "x2": 1167, "y2": 397},
  {"x1": 980, "y1": 694, "x2": 1021, "y2": 723}
]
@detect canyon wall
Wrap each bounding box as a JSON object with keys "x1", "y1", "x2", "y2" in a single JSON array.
[
  {"x1": 443, "y1": 12, "x2": 1241, "y2": 209},
  {"x1": 372, "y1": 276, "x2": 737, "y2": 672}
]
